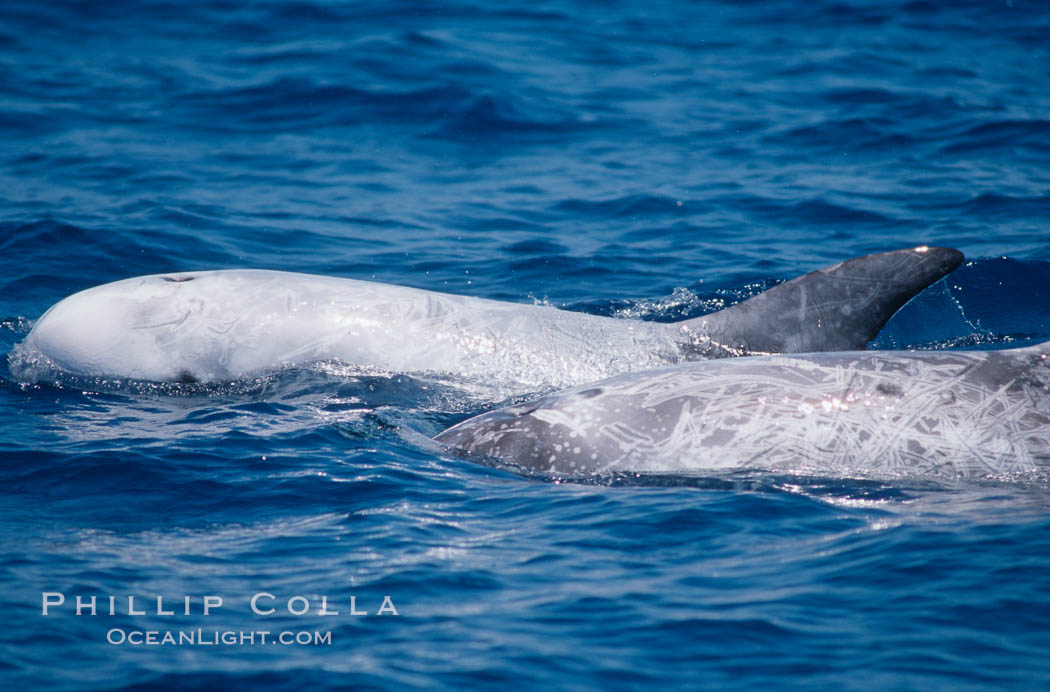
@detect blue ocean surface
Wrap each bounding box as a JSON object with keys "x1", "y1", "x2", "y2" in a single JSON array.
[{"x1": 2, "y1": 0, "x2": 1050, "y2": 689}]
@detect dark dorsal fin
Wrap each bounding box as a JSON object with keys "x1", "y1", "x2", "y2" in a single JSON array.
[{"x1": 679, "y1": 247, "x2": 964, "y2": 356}]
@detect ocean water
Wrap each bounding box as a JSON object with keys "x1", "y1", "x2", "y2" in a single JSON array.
[{"x1": 2, "y1": 0, "x2": 1050, "y2": 689}]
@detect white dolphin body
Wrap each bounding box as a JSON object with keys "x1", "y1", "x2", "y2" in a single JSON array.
[
  {"x1": 19, "y1": 270, "x2": 669, "y2": 388},
  {"x1": 13, "y1": 247, "x2": 961, "y2": 391},
  {"x1": 436, "y1": 343, "x2": 1050, "y2": 480}
]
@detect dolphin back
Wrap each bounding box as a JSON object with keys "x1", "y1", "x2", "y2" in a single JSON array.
[
  {"x1": 435, "y1": 344, "x2": 1050, "y2": 480},
  {"x1": 681, "y1": 246, "x2": 964, "y2": 355}
]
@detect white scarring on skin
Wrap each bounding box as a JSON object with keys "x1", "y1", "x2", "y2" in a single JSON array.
[{"x1": 435, "y1": 343, "x2": 1050, "y2": 481}]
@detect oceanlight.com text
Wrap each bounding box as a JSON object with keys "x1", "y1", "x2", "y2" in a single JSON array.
[{"x1": 106, "y1": 628, "x2": 332, "y2": 646}]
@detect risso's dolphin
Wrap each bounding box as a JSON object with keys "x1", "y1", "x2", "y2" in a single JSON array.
[
  {"x1": 435, "y1": 342, "x2": 1050, "y2": 480},
  {"x1": 13, "y1": 247, "x2": 961, "y2": 390}
]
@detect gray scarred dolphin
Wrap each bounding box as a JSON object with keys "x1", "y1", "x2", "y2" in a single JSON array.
[
  {"x1": 435, "y1": 342, "x2": 1050, "y2": 480},
  {"x1": 14, "y1": 247, "x2": 960, "y2": 393}
]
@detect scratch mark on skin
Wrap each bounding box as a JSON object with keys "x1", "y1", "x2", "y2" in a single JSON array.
[{"x1": 436, "y1": 345, "x2": 1050, "y2": 481}]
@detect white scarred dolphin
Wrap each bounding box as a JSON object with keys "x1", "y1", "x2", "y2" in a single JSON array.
[
  {"x1": 435, "y1": 342, "x2": 1050, "y2": 480},
  {"x1": 13, "y1": 247, "x2": 961, "y2": 391}
]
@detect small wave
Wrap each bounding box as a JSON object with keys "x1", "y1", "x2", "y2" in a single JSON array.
[
  {"x1": 171, "y1": 78, "x2": 595, "y2": 142},
  {"x1": 172, "y1": 78, "x2": 474, "y2": 133},
  {"x1": 553, "y1": 194, "x2": 688, "y2": 219},
  {"x1": 961, "y1": 192, "x2": 1050, "y2": 219},
  {"x1": 505, "y1": 255, "x2": 615, "y2": 282},
  {"x1": 821, "y1": 87, "x2": 907, "y2": 106},
  {"x1": 788, "y1": 199, "x2": 894, "y2": 225},
  {"x1": 766, "y1": 117, "x2": 916, "y2": 155},
  {"x1": 718, "y1": 193, "x2": 896, "y2": 226},
  {"x1": 941, "y1": 119, "x2": 1050, "y2": 155},
  {"x1": 502, "y1": 239, "x2": 569, "y2": 255},
  {"x1": 431, "y1": 93, "x2": 597, "y2": 141}
]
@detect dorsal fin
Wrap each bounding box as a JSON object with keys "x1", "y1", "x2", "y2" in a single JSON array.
[{"x1": 679, "y1": 247, "x2": 964, "y2": 356}]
